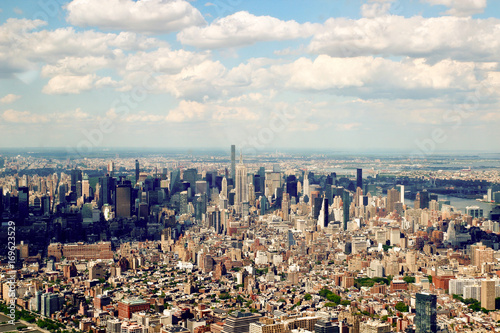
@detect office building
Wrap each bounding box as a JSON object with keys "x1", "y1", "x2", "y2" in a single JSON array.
[
  {"x1": 415, "y1": 293, "x2": 437, "y2": 333},
  {"x1": 356, "y1": 168, "x2": 362, "y2": 190},
  {"x1": 481, "y1": 279, "x2": 496, "y2": 310},
  {"x1": 231, "y1": 144, "x2": 236, "y2": 181},
  {"x1": 235, "y1": 153, "x2": 248, "y2": 212},
  {"x1": 222, "y1": 311, "x2": 261, "y2": 333},
  {"x1": 117, "y1": 298, "x2": 150, "y2": 319},
  {"x1": 116, "y1": 184, "x2": 132, "y2": 218}
]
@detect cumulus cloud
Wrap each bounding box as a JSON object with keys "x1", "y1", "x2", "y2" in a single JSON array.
[
  {"x1": 281, "y1": 56, "x2": 479, "y2": 93},
  {"x1": 42, "y1": 74, "x2": 97, "y2": 94},
  {"x1": 178, "y1": 11, "x2": 320, "y2": 49},
  {"x1": 66, "y1": 0, "x2": 205, "y2": 34},
  {"x1": 308, "y1": 15, "x2": 500, "y2": 62},
  {"x1": 361, "y1": 0, "x2": 395, "y2": 18},
  {"x1": 2, "y1": 110, "x2": 49, "y2": 123},
  {"x1": 165, "y1": 100, "x2": 207, "y2": 122},
  {"x1": 1, "y1": 94, "x2": 21, "y2": 104},
  {"x1": 422, "y1": 0, "x2": 487, "y2": 17}
]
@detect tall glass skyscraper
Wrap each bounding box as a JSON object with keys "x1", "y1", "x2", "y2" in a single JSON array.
[{"x1": 415, "y1": 293, "x2": 437, "y2": 333}]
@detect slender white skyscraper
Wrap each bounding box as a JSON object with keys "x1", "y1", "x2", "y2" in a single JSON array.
[
  {"x1": 235, "y1": 152, "x2": 248, "y2": 212},
  {"x1": 303, "y1": 171, "x2": 310, "y2": 198},
  {"x1": 221, "y1": 176, "x2": 228, "y2": 198}
]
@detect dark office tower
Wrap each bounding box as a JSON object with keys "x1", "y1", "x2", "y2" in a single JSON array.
[
  {"x1": 116, "y1": 184, "x2": 132, "y2": 217},
  {"x1": 342, "y1": 190, "x2": 351, "y2": 231},
  {"x1": 286, "y1": 175, "x2": 298, "y2": 198},
  {"x1": 315, "y1": 319, "x2": 338, "y2": 333},
  {"x1": 356, "y1": 168, "x2": 362, "y2": 190},
  {"x1": 59, "y1": 184, "x2": 67, "y2": 205},
  {"x1": 41, "y1": 195, "x2": 51, "y2": 215},
  {"x1": 99, "y1": 175, "x2": 113, "y2": 208},
  {"x1": 419, "y1": 190, "x2": 430, "y2": 209},
  {"x1": 320, "y1": 197, "x2": 329, "y2": 228},
  {"x1": 415, "y1": 293, "x2": 437, "y2": 333},
  {"x1": 71, "y1": 169, "x2": 82, "y2": 193},
  {"x1": 76, "y1": 181, "x2": 82, "y2": 199},
  {"x1": 18, "y1": 186, "x2": 29, "y2": 222},
  {"x1": 287, "y1": 230, "x2": 295, "y2": 248},
  {"x1": 0, "y1": 157, "x2": 4, "y2": 168},
  {"x1": 231, "y1": 145, "x2": 236, "y2": 181},
  {"x1": 260, "y1": 195, "x2": 267, "y2": 215},
  {"x1": 135, "y1": 159, "x2": 140, "y2": 183},
  {"x1": 183, "y1": 168, "x2": 198, "y2": 196},
  {"x1": 0, "y1": 186, "x2": 3, "y2": 215},
  {"x1": 313, "y1": 197, "x2": 323, "y2": 220}
]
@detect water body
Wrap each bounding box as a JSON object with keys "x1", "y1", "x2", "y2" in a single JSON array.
[{"x1": 406, "y1": 195, "x2": 497, "y2": 214}]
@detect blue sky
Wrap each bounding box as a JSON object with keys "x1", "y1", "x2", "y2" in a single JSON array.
[{"x1": 0, "y1": 0, "x2": 499, "y2": 154}]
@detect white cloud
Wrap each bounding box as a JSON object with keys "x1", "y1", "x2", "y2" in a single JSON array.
[
  {"x1": 361, "y1": 0, "x2": 394, "y2": 18},
  {"x1": 1, "y1": 94, "x2": 21, "y2": 104},
  {"x1": 178, "y1": 11, "x2": 320, "y2": 49},
  {"x1": 308, "y1": 15, "x2": 500, "y2": 62},
  {"x1": 2, "y1": 110, "x2": 49, "y2": 123},
  {"x1": 66, "y1": 0, "x2": 205, "y2": 34},
  {"x1": 165, "y1": 100, "x2": 207, "y2": 122},
  {"x1": 42, "y1": 74, "x2": 97, "y2": 94},
  {"x1": 422, "y1": 0, "x2": 487, "y2": 17},
  {"x1": 0, "y1": 19, "x2": 161, "y2": 76},
  {"x1": 281, "y1": 56, "x2": 479, "y2": 93}
]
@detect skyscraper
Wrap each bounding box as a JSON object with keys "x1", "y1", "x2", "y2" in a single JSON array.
[
  {"x1": 18, "y1": 186, "x2": 29, "y2": 222},
  {"x1": 82, "y1": 173, "x2": 90, "y2": 201},
  {"x1": 356, "y1": 168, "x2": 362, "y2": 190},
  {"x1": 342, "y1": 190, "x2": 350, "y2": 231},
  {"x1": 230, "y1": 145, "x2": 236, "y2": 181},
  {"x1": 221, "y1": 176, "x2": 228, "y2": 198},
  {"x1": 107, "y1": 161, "x2": 115, "y2": 177},
  {"x1": 387, "y1": 188, "x2": 400, "y2": 214},
  {"x1": 135, "y1": 159, "x2": 140, "y2": 184},
  {"x1": 481, "y1": 279, "x2": 495, "y2": 310},
  {"x1": 415, "y1": 293, "x2": 437, "y2": 333},
  {"x1": 116, "y1": 184, "x2": 132, "y2": 218},
  {"x1": 235, "y1": 152, "x2": 247, "y2": 213},
  {"x1": 318, "y1": 196, "x2": 329, "y2": 229},
  {"x1": 303, "y1": 171, "x2": 310, "y2": 198},
  {"x1": 282, "y1": 193, "x2": 290, "y2": 221}
]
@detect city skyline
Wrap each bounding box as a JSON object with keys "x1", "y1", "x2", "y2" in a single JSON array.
[{"x1": 1, "y1": 0, "x2": 500, "y2": 151}]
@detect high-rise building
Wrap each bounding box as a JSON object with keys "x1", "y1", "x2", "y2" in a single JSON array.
[
  {"x1": 343, "y1": 190, "x2": 350, "y2": 230},
  {"x1": 314, "y1": 319, "x2": 339, "y2": 333},
  {"x1": 108, "y1": 161, "x2": 115, "y2": 177},
  {"x1": 303, "y1": 171, "x2": 310, "y2": 198},
  {"x1": 415, "y1": 293, "x2": 437, "y2": 333},
  {"x1": 317, "y1": 196, "x2": 329, "y2": 229},
  {"x1": 41, "y1": 293, "x2": 61, "y2": 317},
  {"x1": 0, "y1": 186, "x2": 3, "y2": 216},
  {"x1": 116, "y1": 184, "x2": 132, "y2": 218},
  {"x1": 235, "y1": 152, "x2": 248, "y2": 213},
  {"x1": 135, "y1": 160, "x2": 140, "y2": 184},
  {"x1": 82, "y1": 173, "x2": 90, "y2": 201},
  {"x1": 222, "y1": 311, "x2": 261, "y2": 333},
  {"x1": 356, "y1": 168, "x2": 362, "y2": 190},
  {"x1": 481, "y1": 279, "x2": 496, "y2": 310},
  {"x1": 282, "y1": 193, "x2": 290, "y2": 221},
  {"x1": 231, "y1": 145, "x2": 236, "y2": 181},
  {"x1": 18, "y1": 186, "x2": 29, "y2": 222},
  {"x1": 221, "y1": 177, "x2": 228, "y2": 198},
  {"x1": 396, "y1": 185, "x2": 405, "y2": 205},
  {"x1": 387, "y1": 188, "x2": 400, "y2": 214}
]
